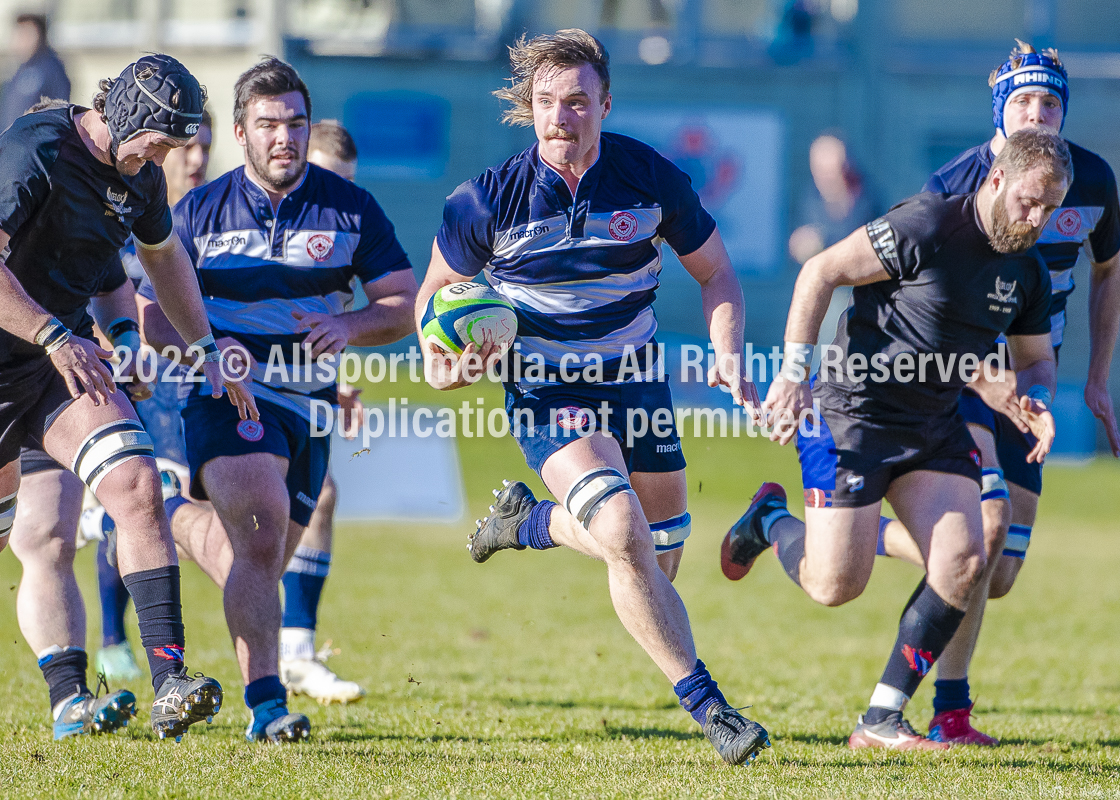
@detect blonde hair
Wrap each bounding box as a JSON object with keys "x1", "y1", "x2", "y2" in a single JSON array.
[
  {"x1": 991, "y1": 127, "x2": 1073, "y2": 188},
  {"x1": 493, "y1": 29, "x2": 610, "y2": 127},
  {"x1": 988, "y1": 39, "x2": 1063, "y2": 88}
]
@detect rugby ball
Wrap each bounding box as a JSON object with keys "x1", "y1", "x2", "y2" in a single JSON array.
[{"x1": 421, "y1": 281, "x2": 518, "y2": 355}]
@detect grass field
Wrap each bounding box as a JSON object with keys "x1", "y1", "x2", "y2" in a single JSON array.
[{"x1": 0, "y1": 378, "x2": 1118, "y2": 798}]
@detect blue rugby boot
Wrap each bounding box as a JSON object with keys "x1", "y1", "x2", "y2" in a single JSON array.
[
  {"x1": 246, "y1": 698, "x2": 311, "y2": 743},
  {"x1": 703, "y1": 702, "x2": 771, "y2": 766},
  {"x1": 53, "y1": 685, "x2": 137, "y2": 740},
  {"x1": 151, "y1": 671, "x2": 223, "y2": 742},
  {"x1": 468, "y1": 480, "x2": 535, "y2": 563}
]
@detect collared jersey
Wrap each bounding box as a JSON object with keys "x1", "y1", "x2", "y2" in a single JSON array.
[
  {"x1": 143, "y1": 164, "x2": 411, "y2": 420},
  {"x1": 437, "y1": 132, "x2": 716, "y2": 386},
  {"x1": 819, "y1": 192, "x2": 1052, "y2": 418},
  {"x1": 925, "y1": 139, "x2": 1120, "y2": 347},
  {"x1": 0, "y1": 105, "x2": 170, "y2": 367}
]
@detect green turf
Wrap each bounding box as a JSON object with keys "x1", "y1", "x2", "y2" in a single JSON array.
[{"x1": 0, "y1": 379, "x2": 1117, "y2": 798}]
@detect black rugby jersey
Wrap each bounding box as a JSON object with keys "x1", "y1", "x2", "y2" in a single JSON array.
[
  {"x1": 0, "y1": 105, "x2": 172, "y2": 366},
  {"x1": 926, "y1": 140, "x2": 1120, "y2": 347},
  {"x1": 818, "y1": 192, "x2": 1052, "y2": 417}
]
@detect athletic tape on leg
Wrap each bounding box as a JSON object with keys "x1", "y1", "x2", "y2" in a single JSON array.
[
  {"x1": 563, "y1": 468, "x2": 635, "y2": 531},
  {"x1": 981, "y1": 468, "x2": 1009, "y2": 502},
  {"x1": 0, "y1": 492, "x2": 15, "y2": 538},
  {"x1": 650, "y1": 512, "x2": 691, "y2": 552},
  {"x1": 1002, "y1": 523, "x2": 1031, "y2": 558},
  {"x1": 71, "y1": 420, "x2": 155, "y2": 492}
]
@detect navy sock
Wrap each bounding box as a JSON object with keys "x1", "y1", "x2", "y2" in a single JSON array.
[
  {"x1": 96, "y1": 536, "x2": 131, "y2": 647},
  {"x1": 164, "y1": 494, "x2": 190, "y2": 522},
  {"x1": 516, "y1": 500, "x2": 558, "y2": 550},
  {"x1": 281, "y1": 547, "x2": 331, "y2": 630},
  {"x1": 122, "y1": 566, "x2": 186, "y2": 691},
  {"x1": 866, "y1": 580, "x2": 965, "y2": 723},
  {"x1": 933, "y1": 678, "x2": 972, "y2": 716},
  {"x1": 673, "y1": 659, "x2": 727, "y2": 727},
  {"x1": 876, "y1": 517, "x2": 892, "y2": 556},
  {"x1": 244, "y1": 675, "x2": 287, "y2": 709},
  {"x1": 38, "y1": 648, "x2": 90, "y2": 710}
]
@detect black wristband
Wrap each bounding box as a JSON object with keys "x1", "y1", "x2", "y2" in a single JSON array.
[{"x1": 106, "y1": 318, "x2": 140, "y2": 343}]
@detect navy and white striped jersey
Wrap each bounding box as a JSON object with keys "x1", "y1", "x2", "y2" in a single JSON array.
[
  {"x1": 926, "y1": 140, "x2": 1120, "y2": 347},
  {"x1": 437, "y1": 132, "x2": 716, "y2": 386},
  {"x1": 143, "y1": 164, "x2": 411, "y2": 420}
]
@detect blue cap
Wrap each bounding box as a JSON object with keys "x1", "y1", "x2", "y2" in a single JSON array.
[{"x1": 991, "y1": 48, "x2": 1069, "y2": 136}]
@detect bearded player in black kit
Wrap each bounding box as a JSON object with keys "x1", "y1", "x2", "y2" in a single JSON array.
[{"x1": 0, "y1": 54, "x2": 255, "y2": 741}]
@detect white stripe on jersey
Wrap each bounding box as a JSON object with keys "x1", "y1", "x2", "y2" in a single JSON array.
[
  {"x1": 517, "y1": 307, "x2": 657, "y2": 369},
  {"x1": 491, "y1": 208, "x2": 663, "y2": 261},
  {"x1": 486, "y1": 255, "x2": 661, "y2": 315}
]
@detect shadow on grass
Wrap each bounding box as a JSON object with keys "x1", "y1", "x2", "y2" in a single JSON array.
[
  {"x1": 501, "y1": 698, "x2": 679, "y2": 712},
  {"x1": 778, "y1": 732, "x2": 852, "y2": 747},
  {"x1": 317, "y1": 723, "x2": 699, "y2": 745},
  {"x1": 985, "y1": 705, "x2": 1120, "y2": 717}
]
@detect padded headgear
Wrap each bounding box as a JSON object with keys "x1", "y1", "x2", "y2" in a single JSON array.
[
  {"x1": 104, "y1": 54, "x2": 206, "y2": 152},
  {"x1": 991, "y1": 46, "x2": 1068, "y2": 136}
]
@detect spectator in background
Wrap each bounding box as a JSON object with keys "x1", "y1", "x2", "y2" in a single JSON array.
[
  {"x1": 0, "y1": 13, "x2": 69, "y2": 131},
  {"x1": 788, "y1": 134, "x2": 879, "y2": 344},
  {"x1": 788, "y1": 133, "x2": 879, "y2": 265}
]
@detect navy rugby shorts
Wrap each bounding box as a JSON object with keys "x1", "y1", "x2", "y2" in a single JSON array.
[
  {"x1": 797, "y1": 389, "x2": 981, "y2": 509},
  {"x1": 957, "y1": 388, "x2": 1043, "y2": 495},
  {"x1": 506, "y1": 380, "x2": 686, "y2": 476},
  {"x1": 182, "y1": 395, "x2": 329, "y2": 527}
]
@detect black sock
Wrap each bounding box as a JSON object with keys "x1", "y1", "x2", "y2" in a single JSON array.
[
  {"x1": 122, "y1": 566, "x2": 186, "y2": 691},
  {"x1": 866, "y1": 579, "x2": 965, "y2": 723},
  {"x1": 38, "y1": 648, "x2": 90, "y2": 712}
]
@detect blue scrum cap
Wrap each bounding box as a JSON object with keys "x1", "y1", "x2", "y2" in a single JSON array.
[{"x1": 991, "y1": 40, "x2": 1068, "y2": 136}]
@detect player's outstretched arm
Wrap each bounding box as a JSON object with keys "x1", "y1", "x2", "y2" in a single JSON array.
[
  {"x1": 763, "y1": 228, "x2": 891, "y2": 444},
  {"x1": 676, "y1": 228, "x2": 759, "y2": 416},
  {"x1": 1086, "y1": 251, "x2": 1120, "y2": 456},
  {"x1": 0, "y1": 230, "x2": 115, "y2": 403},
  {"x1": 293, "y1": 269, "x2": 418, "y2": 357},
  {"x1": 415, "y1": 239, "x2": 500, "y2": 390}
]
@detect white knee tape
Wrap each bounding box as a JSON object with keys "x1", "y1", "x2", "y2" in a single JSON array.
[
  {"x1": 0, "y1": 492, "x2": 15, "y2": 538},
  {"x1": 71, "y1": 419, "x2": 154, "y2": 493},
  {"x1": 563, "y1": 468, "x2": 635, "y2": 531},
  {"x1": 650, "y1": 512, "x2": 691, "y2": 551},
  {"x1": 981, "y1": 468, "x2": 1009, "y2": 502}
]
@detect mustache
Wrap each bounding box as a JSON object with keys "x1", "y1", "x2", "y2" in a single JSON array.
[{"x1": 545, "y1": 128, "x2": 576, "y2": 141}]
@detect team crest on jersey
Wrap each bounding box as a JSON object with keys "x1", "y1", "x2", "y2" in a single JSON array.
[
  {"x1": 555, "y1": 406, "x2": 591, "y2": 430},
  {"x1": 902, "y1": 644, "x2": 934, "y2": 676},
  {"x1": 988, "y1": 277, "x2": 1018, "y2": 304},
  {"x1": 1056, "y1": 208, "x2": 1082, "y2": 236},
  {"x1": 306, "y1": 234, "x2": 335, "y2": 262},
  {"x1": 103, "y1": 187, "x2": 132, "y2": 223},
  {"x1": 845, "y1": 474, "x2": 864, "y2": 491},
  {"x1": 237, "y1": 419, "x2": 264, "y2": 442},
  {"x1": 608, "y1": 211, "x2": 638, "y2": 242}
]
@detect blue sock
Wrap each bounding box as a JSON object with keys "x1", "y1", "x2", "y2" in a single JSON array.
[
  {"x1": 96, "y1": 536, "x2": 131, "y2": 646},
  {"x1": 673, "y1": 659, "x2": 727, "y2": 727},
  {"x1": 877, "y1": 516, "x2": 892, "y2": 556},
  {"x1": 933, "y1": 678, "x2": 972, "y2": 715},
  {"x1": 516, "y1": 500, "x2": 558, "y2": 550},
  {"x1": 244, "y1": 675, "x2": 287, "y2": 710},
  {"x1": 281, "y1": 547, "x2": 331, "y2": 630},
  {"x1": 164, "y1": 494, "x2": 190, "y2": 522}
]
